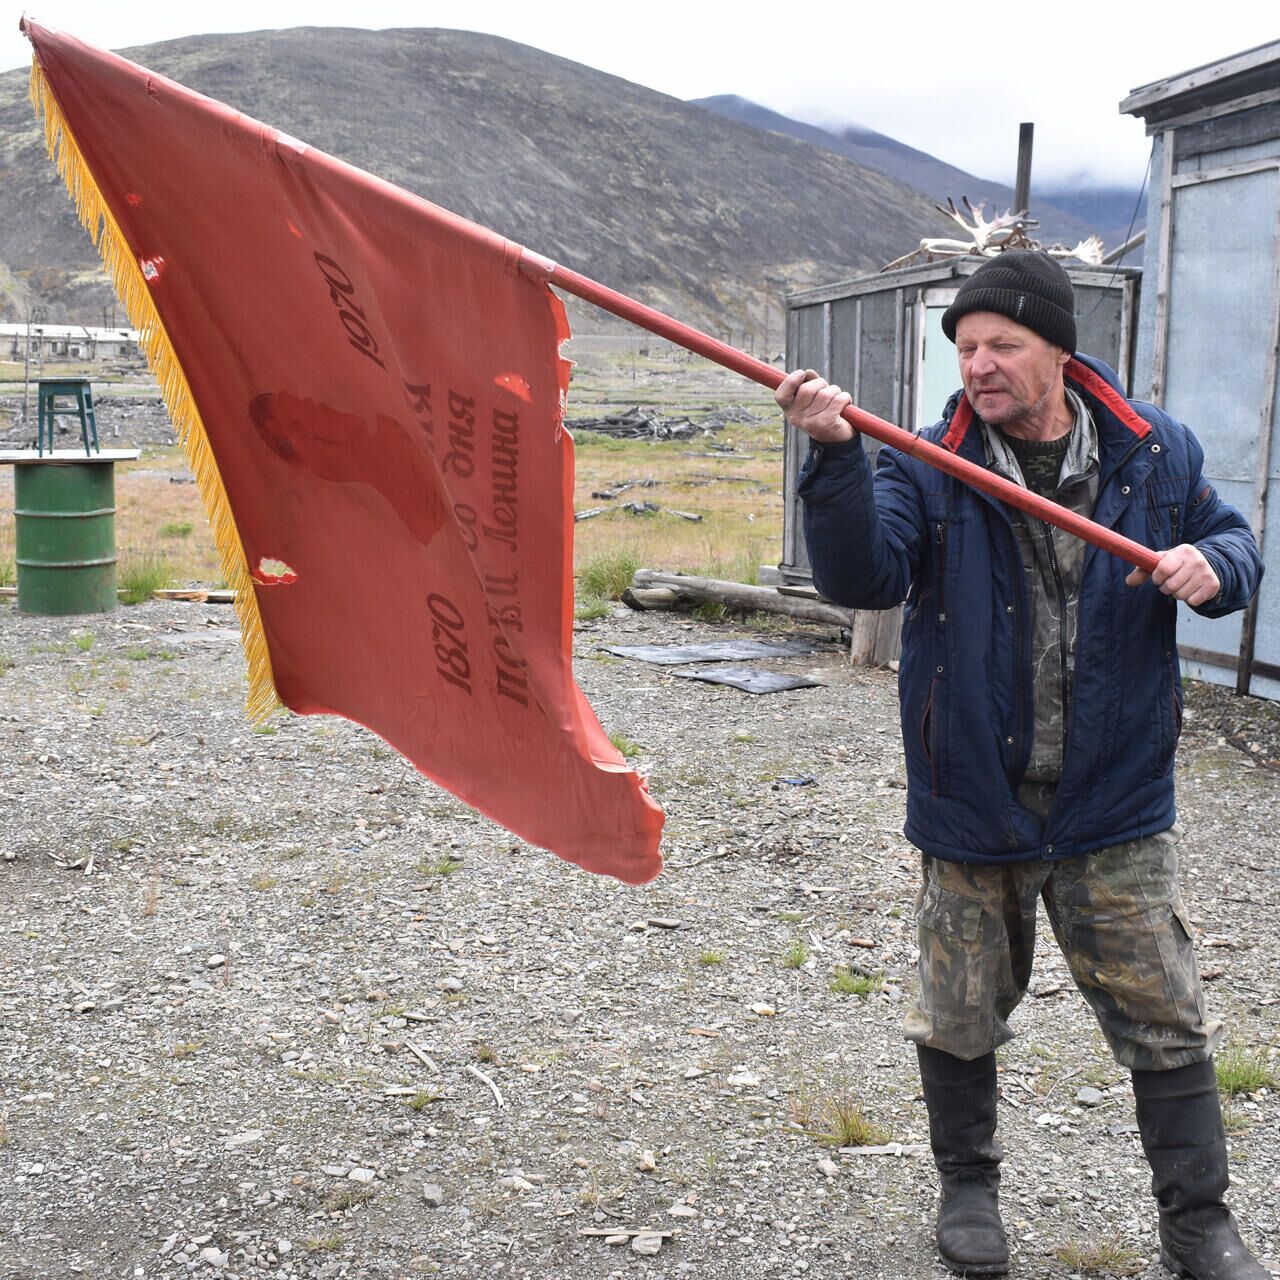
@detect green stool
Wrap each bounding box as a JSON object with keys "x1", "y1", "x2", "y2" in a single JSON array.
[{"x1": 37, "y1": 378, "x2": 100, "y2": 456}]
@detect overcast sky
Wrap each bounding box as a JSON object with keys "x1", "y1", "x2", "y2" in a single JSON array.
[{"x1": 7, "y1": 3, "x2": 1278, "y2": 187}]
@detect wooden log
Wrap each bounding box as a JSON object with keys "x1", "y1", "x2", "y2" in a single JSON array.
[
  {"x1": 630, "y1": 569, "x2": 856, "y2": 628},
  {"x1": 621, "y1": 586, "x2": 683, "y2": 611},
  {"x1": 152, "y1": 588, "x2": 237, "y2": 603}
]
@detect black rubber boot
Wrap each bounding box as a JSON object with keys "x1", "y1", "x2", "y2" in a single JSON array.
[
  {"x1": 1132, "y1": 1059, "x2": 1270, "y2": 1279},
  {"x1": 917, "y1": 1045, "x2": 1010, "y2": 1277}
]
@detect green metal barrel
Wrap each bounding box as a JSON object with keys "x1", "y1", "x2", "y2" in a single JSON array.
[{"x1": 15, "y1": 459, "x2": 119, "y2": 615}]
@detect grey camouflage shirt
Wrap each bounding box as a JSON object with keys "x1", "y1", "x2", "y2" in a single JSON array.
[{"x1": 981, "y1": 389, "x2": 1100, "y2": 782}]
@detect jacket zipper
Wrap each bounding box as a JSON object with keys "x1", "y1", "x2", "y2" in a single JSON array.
[
  {"x1": 1169, "y1": 504, "x2": 1181, "y2": 547},
  {"x1": 934, "y1": 522, "x2": 948, "y2": 623}
]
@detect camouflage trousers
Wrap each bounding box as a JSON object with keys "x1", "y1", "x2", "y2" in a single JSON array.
[{"x1": 904, "y1": 814, "x2": 1222, "y2": 1071}]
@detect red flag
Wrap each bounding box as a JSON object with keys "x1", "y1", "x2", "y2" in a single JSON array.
[{"x1": 21, "y1": 18, "x2": 664, "y2": 883}]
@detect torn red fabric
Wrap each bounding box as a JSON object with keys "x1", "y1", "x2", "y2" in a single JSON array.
[{"x1": 22, "y1": 18, "x2": 664, "y2": 883}]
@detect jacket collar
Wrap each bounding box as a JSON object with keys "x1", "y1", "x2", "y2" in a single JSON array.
[
  {"x1": 981, "y1": 386, "x2": 1099, "y2": 490},
  {"x1": 939, "y1": 356, "x2": 1151, "y2": 459}
]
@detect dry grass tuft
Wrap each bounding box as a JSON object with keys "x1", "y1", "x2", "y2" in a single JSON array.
[
  {"x1": 577, "y1": 548, "x2": 640, "y2": 601},
  {"x1": 1216, "y1": 1046, "x2": 1277, "y2": 1097},
  {"x1": 608, "y1": 731, "x2": 642, "y2": 758},
  {"x1": 118, "y1": 552, "x2": 173, "y2": 604},
  {"x1": 803, "y1": 1092, "x2": 892, "y2": 1148},
  {"x1": 1053, "y1": 1231, "x2": 1144, "y2": 1275},
  {"x1": 829, "y1": 967, "x2": 883, "y2": 997}
]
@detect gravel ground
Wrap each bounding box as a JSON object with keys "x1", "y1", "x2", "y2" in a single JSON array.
[{"x1": 1, "y1": 599, "x2": 1277, "y2": 1280}]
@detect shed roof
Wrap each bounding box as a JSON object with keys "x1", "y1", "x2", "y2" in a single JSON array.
[
  {"x1": 786, "y1": 257, "x2": 1138, "y2": 308},
  {"x1": 1120, "y1": 39, "x2": 1280, "y2": 128}
]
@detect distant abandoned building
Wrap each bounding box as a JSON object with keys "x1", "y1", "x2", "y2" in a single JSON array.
[{"x1": 1, "y1": 323, "x2": 139, "y2": 363}]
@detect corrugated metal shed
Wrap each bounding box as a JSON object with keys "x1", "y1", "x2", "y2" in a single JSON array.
[{"x1": 1123, "y1": 38, "x2": 1280, "y2": 698}]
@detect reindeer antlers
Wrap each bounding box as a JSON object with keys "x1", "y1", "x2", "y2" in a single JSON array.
[
  {"x1": 1045, "y1": 234, "x2": 1105, "y2": 266},
  {"x1": 882, "y1": 197, "x2": 1105, "y2": 273},
  {"x1": 936, "y1": 196, "x2": 1039, "y2": 252}
]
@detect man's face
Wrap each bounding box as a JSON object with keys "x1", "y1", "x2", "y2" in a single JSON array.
[{"x1": 954, "y1": 312, "x2": 1069, "y2": 431}]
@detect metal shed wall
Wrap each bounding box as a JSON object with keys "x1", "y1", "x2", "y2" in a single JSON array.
[{"x1": 1123, "y1": 39, "x2": 1280, "y2": 699}]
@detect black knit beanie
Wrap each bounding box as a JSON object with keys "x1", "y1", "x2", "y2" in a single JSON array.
[{"x1": 941, "y1": 250, "x2": 1077, "y2": 353}]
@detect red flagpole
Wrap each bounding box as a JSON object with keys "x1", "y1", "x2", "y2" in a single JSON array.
[{"x1": 520, "y1": 249, "x2": 1162, "y2": 576}]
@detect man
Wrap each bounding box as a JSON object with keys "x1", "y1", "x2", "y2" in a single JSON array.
[{"x1": 775, "y1": 251, "x2": 1266, "y2": 1280}]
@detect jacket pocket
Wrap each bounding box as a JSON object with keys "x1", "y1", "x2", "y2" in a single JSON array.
[
  {"x1": 917, "y1": 880, "x2": 982, "y2": 942},
  {"x1": 920, "y1": 676, "x2": 947, "y2": 796}
]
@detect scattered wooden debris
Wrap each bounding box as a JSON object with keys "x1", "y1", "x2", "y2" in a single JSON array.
[
  {"x1": 466, "y1": 1062, "x2": 505, "y2": 1109},
  {"x1": 0, "y1": 587, "x2": 237, "y2": 603},
  {"x1": 837, "y1": 1142, "x2": 929, "y2": 1157},
  {"x1": 591, "y1": 478, "x2": 659, "y2": 500},
  {"x1": 404, "y1": 1039, "x2": 441, "y2": 1074},
  {"x1": 566, "y1": 403, "x2": 768, "y2": 439},
  {"x1": 578, "y1": 1227, "x2": 676, "y2": 1239},
  {"x1": 684, "y1": 472, "x2": 769, "y2": 487},
  {"x1": 46, "y1": 850, "x2": 97, "y2": 874},
  {"x1": 701, "y1": 404, "x2": 771, "y2": 428},
  {"x1": 565, "y1": 407, "x2": 705, "y2": 439},
  {"x1": 576, "y1": 503, "x2": 702, "y2": 522}
]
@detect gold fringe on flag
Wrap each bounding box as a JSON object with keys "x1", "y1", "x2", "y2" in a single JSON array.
[{"x1": 29, "y1": 57, "x2": 281, "y2": 722}]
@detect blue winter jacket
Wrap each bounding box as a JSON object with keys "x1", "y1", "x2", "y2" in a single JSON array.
[{"x1": 798, "y1": 355, "x2": 1263, "y2": 865}]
